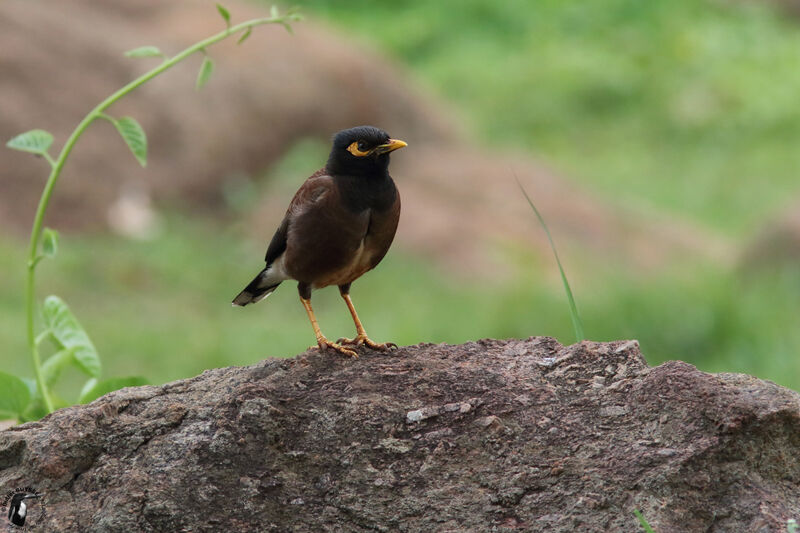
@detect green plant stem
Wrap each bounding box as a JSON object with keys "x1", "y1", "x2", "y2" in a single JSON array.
[{"x1": 24, "y1": 13, "x2": 293, "y2": 415}]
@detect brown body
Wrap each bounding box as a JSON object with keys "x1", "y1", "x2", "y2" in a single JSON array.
[
  {"x1": 233, "y1": 126, "x2": 405, "y2": 358},
  {"x1": 277, "y1": 169, "x2": 400, "y2": 291}
]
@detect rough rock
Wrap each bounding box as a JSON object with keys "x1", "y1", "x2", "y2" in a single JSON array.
[{"x1": 2, "y1": 338, "x2": 799, "y2": 532}]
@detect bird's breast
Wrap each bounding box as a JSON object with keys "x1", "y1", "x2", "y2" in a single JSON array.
[{"x1": 311, "y1": 238, "x2": 374, "y2": 289}]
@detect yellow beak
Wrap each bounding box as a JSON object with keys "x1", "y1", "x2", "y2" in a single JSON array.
[{"x1": 373, "y1": 138, "x2": 408, "y2": 154}]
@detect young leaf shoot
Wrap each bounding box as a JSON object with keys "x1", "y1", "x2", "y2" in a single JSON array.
[
  {"x1": 196, "y1": 55, "x2": 215, "y2": 90},
  {"x1": 124, "y1": 46, "x2": 165, "y2": 59},
  {"x1": 113, "y1": 116, "x2": 148, "y2": 167}
]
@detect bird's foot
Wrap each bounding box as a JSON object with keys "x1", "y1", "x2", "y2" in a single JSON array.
[
  {"x1": 337, "y1": 334, "x2": 397, "y2": 352},
  {"x1": 316, "y1": 338, "x2": 359, "y2": 359}
]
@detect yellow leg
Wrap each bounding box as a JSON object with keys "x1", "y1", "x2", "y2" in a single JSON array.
[
  {"x1": 338, "y1": 293, "x2": 397, "y2": 351},
  {"x1": 301, "y1": 297, "x2": 358, "y2": 358}
]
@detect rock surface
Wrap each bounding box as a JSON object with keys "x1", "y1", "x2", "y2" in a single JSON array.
[{"x1": 2, "y1": 338, "x2": 799, "y2": 532}]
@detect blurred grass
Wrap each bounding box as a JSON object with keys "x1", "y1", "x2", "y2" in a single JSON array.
[
  {"x1": 295, "y1": 0, "x2": 800, "y2": 233},
  {"x1": 279, "y1": 0, "x2": 800, "y2": 387},
  {"x1": 3, "y1": 0, "x2": 800, "y2": 394},
  {"x1": 0, "y1": 222, "x2": 570, "y2": 385},
  {"x1": 2, "y1": 218, "x2": 798, "y2": 388}
]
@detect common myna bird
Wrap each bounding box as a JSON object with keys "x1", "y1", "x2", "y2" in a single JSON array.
[{"x1": 233, "y1": 126, "x2": 406, "y2": 358}]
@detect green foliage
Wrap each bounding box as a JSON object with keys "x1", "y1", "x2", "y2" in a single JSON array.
[
  {"x1": 124, "y1": 46, "x2": 165, "y2": 59},
  {"x1": 216, "y1": 3, "x2": 231, "y2": 28},
  {"x1": 42, "y1": 295, "x2": 102, "y2": 378},
  {"x1": 41, "y1": 228, "x2": 58, "y2": 259},
  {"x1": 196, "y1": 55, "x2": 215, "y2": 91},
  {"x1": 41, "y1": 348, "x2": 76, "y2": 387},
  {"x1": 238, "y1": 27, "x2": 253, "y2": 45},
  {"x1": 6, "y1": 129, "x2": 53, "y2": 158},
  {"x1": 112, "y1": 116, "x2": 148, "y2": 167},
  {"x1": 0, "y1": 372, "x2": 31, "y2": 419},
  {"x1": 4, "y1": 5, "x2": 301, "y2": 422}
]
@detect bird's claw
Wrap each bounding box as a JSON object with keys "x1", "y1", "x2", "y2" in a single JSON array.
[
  {"x1": 337, "y1": 335, "x2": 397, "y2": 352},
  {"x1": 316, "y1": 338, "x2": 359, "y2": 359}
]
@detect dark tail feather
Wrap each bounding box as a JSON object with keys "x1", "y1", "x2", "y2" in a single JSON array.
[{"x1": 232, "y1": 269, "x2": 282, "y2": 306}]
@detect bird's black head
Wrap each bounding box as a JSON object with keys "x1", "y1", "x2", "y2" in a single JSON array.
[{"x1": 326, "y1": 125, "x2": 407, "y2": 177}]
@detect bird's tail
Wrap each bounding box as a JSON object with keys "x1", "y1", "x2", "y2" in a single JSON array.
[{"x1": 232, "y1": 268, "x2": 282, "y2": 306}]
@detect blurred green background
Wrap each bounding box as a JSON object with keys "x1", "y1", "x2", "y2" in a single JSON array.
[{"x1": 3, "y1": 0, "x2": 799, "y2": 396}]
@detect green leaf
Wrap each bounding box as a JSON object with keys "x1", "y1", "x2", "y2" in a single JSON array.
[
  {"x1": 237, "y1": 26, "x2": 252, "y2": 45},
  {"x1": 35, "y1": 329, "x2": 57, "y2": 348},
  {"x1": 20, "y1": 400, "x2": 48, "y2": 423},
  {"x1": 124, "y1": 46, "x2": 164, "y2": 59},
  {"x1": 0, "y1": 371, "x2": 31, "y2": 419},
  {"x1": 78, "y1": 376, "x2": 149, "y2": 404},
  {"x1": 270, "y1": 5, "x2": 279, "y2": 18},
  {"x1": 20, "y1": 377, "x2": 38, "y2": 400},
  {"x1": 42, "y1": 295, "x2": 101, "y2": 378},
  {"x1": 113, "y1": 116, "x2": 148, "y2": 167},
  {"x1": 42, "y1": 227, "x2": 59, "y2": 259},
  {"x1": 78, "y1": 378, "x2": 98, "y2": 404},
  {"x1": 196, "y1": 56, "x2": 215, "y2": 91},
  {"x1": 42, "y1": 348, "x2": 76, "y2": 387},
  {"x1": 216, "y1": 3, "x2": 231, "y2": 27},
  {"x1": 18, "y1": 379, "x2": 46, "y2": 422},
  {"x1": 50, "y1": 392, "x2": 70, "y2": 410},
  {"x1": 6, "y1": 129, "x2": 54, "y2": 156},
  {"x1": 280, "y1": 21, "x2": 294, "y2": 35}
]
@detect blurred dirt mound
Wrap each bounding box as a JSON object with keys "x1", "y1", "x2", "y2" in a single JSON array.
[
  {"x1": 740, "y1": 203, "x2": 800, "y2": 272},
  {"x1": 1, "y1": 0, "x2": 727, "y2": 274},
  {"x1": 392, "y1": 147, "x2": 730, "y2": 274},
  {"x1": 1, "y1": 0, "x2": 457, "y2": 234}
]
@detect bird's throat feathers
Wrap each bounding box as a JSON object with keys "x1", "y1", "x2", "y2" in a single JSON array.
[{"x1": 333, "y1": 171, "x2": 397, "y2": 213}]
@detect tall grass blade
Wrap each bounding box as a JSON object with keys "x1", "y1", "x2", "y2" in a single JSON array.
[{"x1": 516, "y1": 178, "x2": 585, "y2": 341}]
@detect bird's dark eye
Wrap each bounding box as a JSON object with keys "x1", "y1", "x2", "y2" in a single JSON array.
[{"x1": 347, "y1": 141, "x2": 371, "y2": 157}]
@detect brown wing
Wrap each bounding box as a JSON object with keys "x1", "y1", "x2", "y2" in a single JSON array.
[
  {"x1": 281, "y1": 171, "x2": 371, "y2": 285},
  {"x1": 264, "y1": 168, "x2": 332, "y2": 266}
]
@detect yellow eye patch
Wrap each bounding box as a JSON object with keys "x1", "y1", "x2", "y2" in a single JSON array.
[{"x1": 347, "y1": 141, "x2": 371, "y2": 157}]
